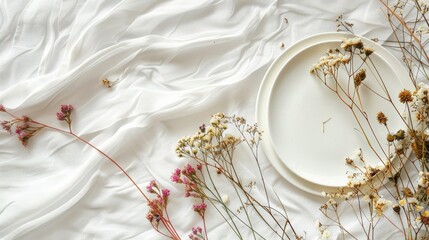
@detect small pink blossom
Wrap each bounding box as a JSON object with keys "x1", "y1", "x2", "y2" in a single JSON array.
[
  {"x1": 162, "y1": 189, "x2": 170, "y2": 198},
  {"x1": 1, "y1": 121, "x2": 11, "y2": 133},
  {"x1": 183, "y1": 164, "x2": 196, "y2": 175},
  {"x1": 57, "y1": 104, "x2": 73, "y2": 122},
  {"x1": 16, "y1": 121, "x2": 29, "y2": 130},
  {"x1": 193, "y1": 202, "x2": 207, "y2": 217},
  {"x1": 171, "y1": 168, "x2": 182, "y2": 183},
  {"x1": 146, "y1": 180, "x2": 157, "y2": 193},
  {"x1": 192, "y1": 226, "x2": 202, "y2": 235},
  {"x1": 56, "y1": 112, "x2": 66, "y2": 121},
  {"x1": 60, "y1": 104, "x2": 73, "y2": 113},
  {"x1": 171, "y1": 174, "x2": 181, "y2": 183}
]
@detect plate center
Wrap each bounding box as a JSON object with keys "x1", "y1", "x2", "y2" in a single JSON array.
[{"x1": 268, "y1": 41, "x2": 405, "y2": 187}]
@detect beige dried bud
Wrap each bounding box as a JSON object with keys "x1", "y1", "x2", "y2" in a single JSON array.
[
  {"x1": 377, "y1": 112, "x2": 388, "y2": 125},
  {"x1": 354, "y1": 69, "x2": 366, "y2": 88},
  {"x1": 363, "y1": 47, "x2": 374, "y2": 56}
]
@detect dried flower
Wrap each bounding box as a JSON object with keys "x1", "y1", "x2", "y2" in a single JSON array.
[
  {"x1": 403, "y1": 187, "x2": 414, "y2": 197},
  {"x1": 56, "y1": 112, "x2": 66, "y2": 121},
  {"x1": 162, "y1": 189, "x2": 170, "y2": 198},
  {"x1": 1, "y1": 120, "x2": 12, "y2": 133},
  {"x1": 418, "y1": 172, "x2": 429, "y2": 187},
  {"x1": 321, "y1": 229, "x2": 332, "y2": 240},
  {"x1": 171, "y1": 168, "x2": 182, "y2": 183},
  {"x1": 60, "y1": 104, "x2": 73, "y2": 113},
  {"x1": 363, "y1": 46, "x2": 374, "y2": 56},
  {"x1": 377, "y1": 112, "x2": 388, "y2": 125},
  {"x1": 398, "y1": 89, "x2": 413, "y2": 103},
  {"x1": 193, "y1": 202, "x2": 207, "y2": 217},
  {"x1": 341, "y1": 37, "x2": 363, "y2": 51},
  {"x1": 0, "y1": 104, "x2": 5, "y2": 112},
  {"x1": 146, "y1": 180, "x2": 158, "y2": 193},
  {"x1": 56, "y1": 104, "x2": 74, "y2": 126},
  {"x1": 373, "y1": 198, "x2": 392, "y2": 217},
  {"x1": 354, "y1": 69, "x2": 366, "y2": 88}
]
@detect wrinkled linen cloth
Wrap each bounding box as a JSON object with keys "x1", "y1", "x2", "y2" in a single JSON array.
[{"x1": 0, "y1": 0, "x2": 403, "y2": 239}]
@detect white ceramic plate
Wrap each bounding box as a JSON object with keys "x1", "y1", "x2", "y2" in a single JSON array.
[{"x1": 257, "y1": 32, "x2": 412, "y2": 194}]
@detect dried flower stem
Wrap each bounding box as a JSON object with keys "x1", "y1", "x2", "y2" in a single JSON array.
[{"x1": 1, "y1": 108, "x2": 182, "y2": 240}]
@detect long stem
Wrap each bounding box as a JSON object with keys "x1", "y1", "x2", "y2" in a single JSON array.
[{"x1": 4, "y1": 110, "x2": 181, "y2": 240}]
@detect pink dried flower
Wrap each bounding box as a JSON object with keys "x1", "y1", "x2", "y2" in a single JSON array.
[
  {"x1": 193, "y1": 202, "x2": 207, "y2": 217},
  {"x1": 196, "y1": 164, "x2": 202, "y2": 170},
  {"x1": 0, "y1": 104, "x2": 5, "y2": 112},
  {"x1": 171, "y1": 175, "x2": 181, "y2": 183},
  {"x1": 162, "y1": 189, "x2": 170, "y2": 198},
  {"x1": 183, "y1": 164, "x2": 196, "y2": 175},
  {"x1": 146, "y1": 213, "x2": 154, "y2": 222},
  {"x1": 146, "y1": 180, "x2": 157, "y2": 193},
  {"x1": 192, "y1": 226, "x2": 202, "y2": 235},
  {"x1": 16, "y1": 121, "x2": 29, "y2": 130},
  {"x1": 171, "y1": 168, "x2": 182, "y2": 183},
  {"x1": 16, "y1": 129, "x2": 31, "y2": 146},
  {"x1": 56, "y1": 112, "x2": 66, "y2": 121},
  {"x1": 57, "y1": 104, "x2": 73, "y2": 122},
  {"x1": 1, "y1": 121, "x2": 11, "y2": 133},
  {"x1": 60, "y1": 104, "x2": 73, "y2": 113}
]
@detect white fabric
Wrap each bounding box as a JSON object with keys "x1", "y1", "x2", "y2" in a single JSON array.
[{"x1": 0, "y1": 0, "x2": 402, "y2": 239}]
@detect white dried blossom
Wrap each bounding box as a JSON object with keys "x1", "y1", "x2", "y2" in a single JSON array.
[
  {"x1": 416, "y1": 216, "x2": 422, "y2": 224},
  {"x1": 416, "y1": 205, "x2": 424, "y2": 212},
  {"x1": 373, "y1": 198, "x2": 392, "y2": 217},
  {"x1": 340, "y1": 37, "x2": 363, "y2": 50},
  {"x1": 320, "y1": 229, "x2": 332, "y2": 240},
  {"x1": 344, "y1": 191, "x2": 354, "y2": 200},
  {"x1": 415, "y1": 82, "x2": 429, "y2": 103},
  {"x1": 327, "y1": 198, "x2": 337, "y2": 206},
  {"x1": 418, "y1": 171, "x2": 429, "y2": 187}
]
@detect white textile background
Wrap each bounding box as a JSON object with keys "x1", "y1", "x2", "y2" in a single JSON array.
[{"x1": 0, "y1": 0, "x2": 403, "y2": 239}]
